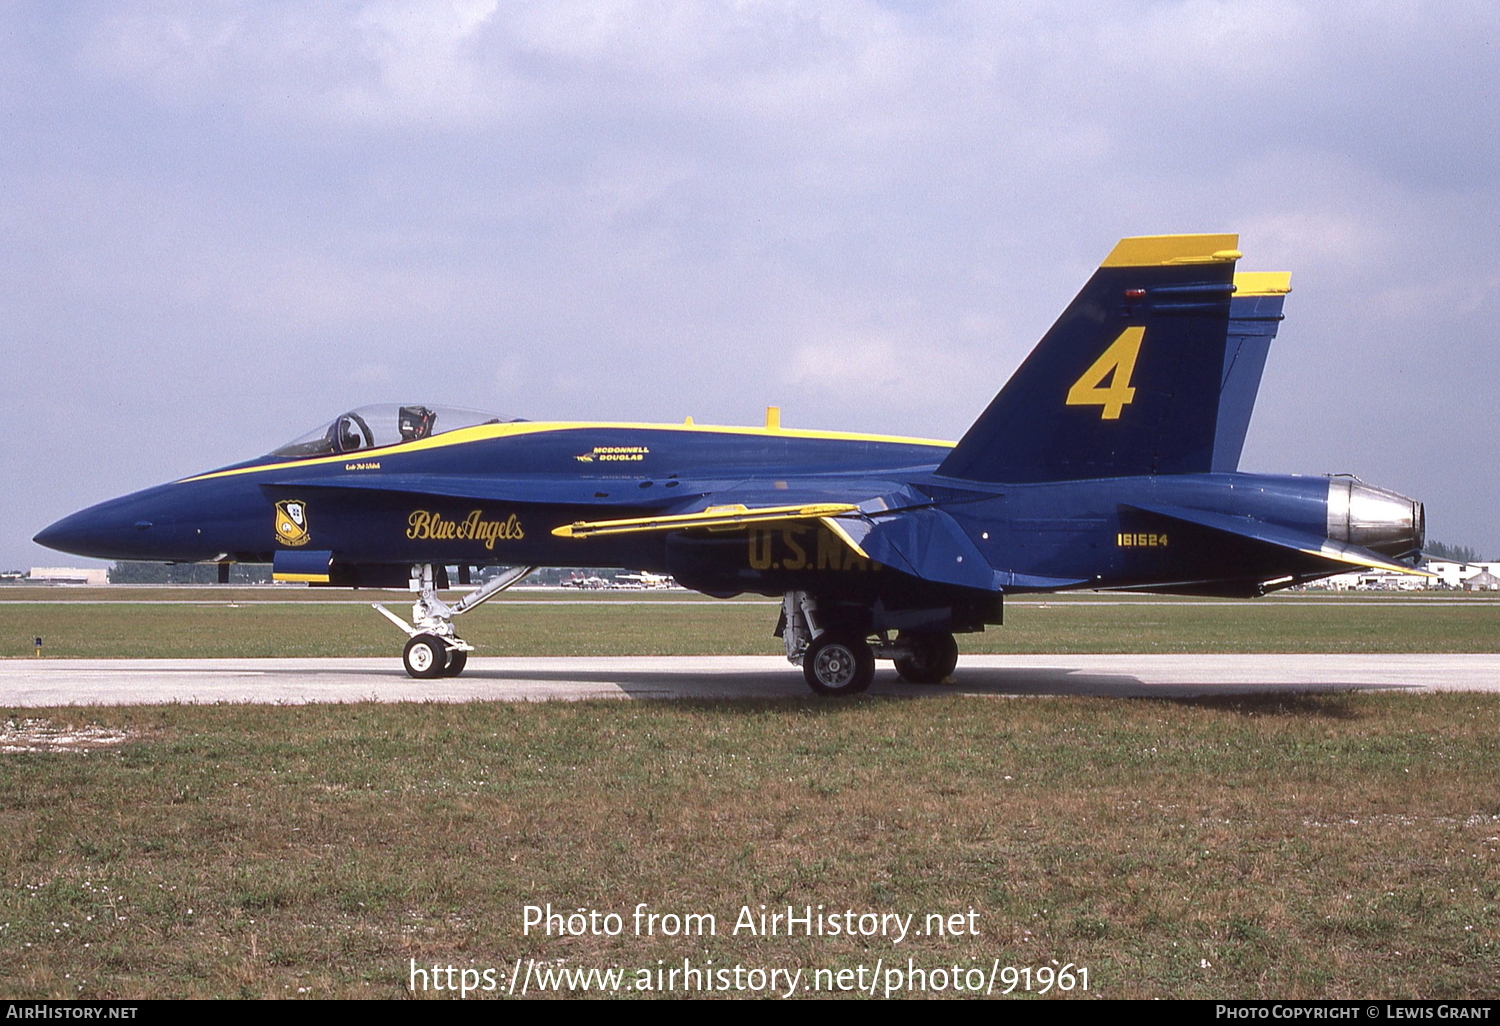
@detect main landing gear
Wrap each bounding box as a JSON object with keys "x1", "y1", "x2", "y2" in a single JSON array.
[
  {"x1": 779, "y1": 591, "x2": 960, "y2": 696},
  {"x1": 891, "y1": 630, "x2": 960, "y2": 685},
  {"x1": 373, "y1": 564, "x2": 535, "y2": 679}
]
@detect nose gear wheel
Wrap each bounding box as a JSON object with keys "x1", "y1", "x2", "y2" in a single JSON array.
[
  {"x1": 377, "y1": 564, "x2": 534, "y2": 679},
  {"x1": 403, "y1": 634, "x2": 447, "y2": 679}
]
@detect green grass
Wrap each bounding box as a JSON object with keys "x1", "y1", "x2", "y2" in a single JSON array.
[
  {"x1": 1, "y1": 695, "x2": 1497, "y2": 998},
  {"x1": 1, "y1": 589, "x2": 1496, "y2": 658},
  {"x1": 1, "y1": 588, "x2": 1494, "y2": 998}
]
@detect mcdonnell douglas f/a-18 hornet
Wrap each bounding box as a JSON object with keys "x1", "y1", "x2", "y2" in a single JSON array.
[{"x1": 36, "y1": 234, "x2": 1427, "y2": 694}]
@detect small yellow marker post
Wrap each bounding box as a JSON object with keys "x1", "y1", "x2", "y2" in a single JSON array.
[
  {"x1": 765, "y1": 406, "x2": 781, "y2": 430},
  {"x1": 33, "y1": 637, "x2": 42, "y2": 658}
]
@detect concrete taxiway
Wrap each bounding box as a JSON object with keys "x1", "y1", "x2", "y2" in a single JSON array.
[{"x1": 1, "y1": 654, "x2": 1497, "y2": 706}]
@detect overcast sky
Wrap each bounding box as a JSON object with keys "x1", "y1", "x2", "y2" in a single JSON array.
[{"x1": 5, "y1": 0, "x2": 1498, "y2": 569}]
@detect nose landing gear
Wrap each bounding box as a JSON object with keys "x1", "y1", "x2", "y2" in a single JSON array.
[
  {"x1": 401, "y1": 633, "x2": 454, "y2": 679},
  {"x1": 374, "y1": 563, "x2": 535, "y2": 679}
]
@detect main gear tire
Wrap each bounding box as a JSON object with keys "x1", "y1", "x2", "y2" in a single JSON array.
[
  {"x1": 803, "y1": 632, "x2": 876, "y2": 696},
  {"x1": 893, "y1": 631, "x2": 959, "y2": 685},
  {"x1": 441, "y1": 649, "x2": 468, "y2": 677},
  {"x1": 403, "y1": 634, "x2": 447, "y2": 679}
]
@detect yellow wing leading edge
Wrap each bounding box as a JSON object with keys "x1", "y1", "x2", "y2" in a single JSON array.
[{"x1": 552, "y1": 502, "x2": 863, "y2": 542}]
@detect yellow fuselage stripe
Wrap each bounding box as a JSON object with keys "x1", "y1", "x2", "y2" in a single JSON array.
[{"x1": 180, "y1": 421, "x2": 957, "y2": 484}]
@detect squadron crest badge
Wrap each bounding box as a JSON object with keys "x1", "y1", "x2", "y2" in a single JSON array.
[{"x1": 274, "y1": 500, "x2": 310, "y2": 547}]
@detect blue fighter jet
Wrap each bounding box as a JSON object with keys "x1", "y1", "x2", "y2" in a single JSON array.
[{"x1": 35, "y1": 234, "x2": 1426, "y2": 694}]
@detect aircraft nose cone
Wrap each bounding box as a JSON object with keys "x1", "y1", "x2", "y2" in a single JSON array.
[
  {"x1": 33, "y1": 499, "x2": 164, "y2": 560},
  {"x1": 34, "y1": 509, "x2": 114, "y2": 558}
]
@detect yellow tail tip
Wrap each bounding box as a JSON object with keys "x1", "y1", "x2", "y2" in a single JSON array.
[{"x1": 1101, "y1": 233, "x2": 1240, "y2": 268}]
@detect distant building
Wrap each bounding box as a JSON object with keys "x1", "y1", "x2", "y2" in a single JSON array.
[
  {"x1": 1320, "y1": 561, "x2": 1500, "y2": 591},
  {"x1": 1463, "y1": 569, "x2": 1500, "y2": 591},
  {"x1": 1424, "y1": 561, "x2": 1500, "y2": 590},
  {"x1": 28, "y1": 567, "x2": 109, "y2": 586},
  {"x1": 1321, "y1": 566, "x2": 1426, "y2": 590}
]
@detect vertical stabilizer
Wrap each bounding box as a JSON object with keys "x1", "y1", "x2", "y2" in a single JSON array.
[
  {"x1": 1212, "y1": 272, "x2": 1291, "y2": 471},
  {"x1": 939, "y1": 234, "x2": 1251, "y2": 483}
]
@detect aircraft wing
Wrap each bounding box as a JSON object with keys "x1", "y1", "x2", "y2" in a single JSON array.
[
  {"x1": 553, "y1": 502, "x2": 866, "y2": 545},
  {"x1": 544, "y1": 477, "x2": 934, "y2": 538},
  {"x1": 1124, "y1": 502, "x2": 1433, "y2": 577},
  {"x1": 266, "y1": 472, "x2": 949, "y2": 574},
  {"x1": 549, "y1": 480, "x2": 952, "y2": 578}
]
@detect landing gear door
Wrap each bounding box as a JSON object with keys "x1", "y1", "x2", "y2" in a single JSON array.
[{"x1": 272, "y1": 549, "x2": 334, "y2": 583}]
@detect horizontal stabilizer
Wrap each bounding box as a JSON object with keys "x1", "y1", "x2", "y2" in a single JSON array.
[
  {"x1": 552, "y1": 502, "x2": 862, "y2": 540},
  {"x1": 858, "y1": 509, "x2": 1000, "y2": 592},
  {"x1": 1125, "y1": 502, "x2": 1433, "y2": 577},
  {"x1": 995, "y1": 570, "x2": 1093, "y2": 589}
]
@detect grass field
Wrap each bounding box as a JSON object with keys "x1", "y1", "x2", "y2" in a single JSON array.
[
  {"x1": 1, "y1": 695, "x2": 1497, "y2": 999},
  {"x1": 1, "y1": 588, "x2": 1497, "y2": 659},
  {"x1": 0, "y1": 588, "x2": 1496, "y2": 1000}
]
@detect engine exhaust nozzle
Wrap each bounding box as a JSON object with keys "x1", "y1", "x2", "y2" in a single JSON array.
[{"x1": 1326, "y1": 477, "x2": 1424, "y2": 560}]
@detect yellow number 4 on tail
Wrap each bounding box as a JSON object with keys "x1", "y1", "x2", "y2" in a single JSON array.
[{"x1": 1066, "y1": 326, "x2": 1143, "y2": 420}]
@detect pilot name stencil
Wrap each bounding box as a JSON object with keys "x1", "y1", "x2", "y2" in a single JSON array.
[{"x1": 407, "y1": 510, "x2": 524, "y2": 549}]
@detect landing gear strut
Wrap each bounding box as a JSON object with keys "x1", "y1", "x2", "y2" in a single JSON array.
[
  {"x1": 780, "y1": 591, "x2": 961, "y2": 695},
  {"x1": 375, "y1": 564, "x2": 534, "y2": 679},
  {"x1": 780, "y1": 591, "x2": 875, "y2": 696}
]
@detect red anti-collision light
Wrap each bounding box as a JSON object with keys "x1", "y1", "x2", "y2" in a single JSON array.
[{"x1": 1124, "y1": 288, "x2": 1146, "y2": 299}]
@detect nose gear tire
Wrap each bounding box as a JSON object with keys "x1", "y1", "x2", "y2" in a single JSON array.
[
  {"x1": 403, "y1": 634, "x2": 447, "y2": 679},
  {"x1": 440, "y1": 649, "x2": 468, "y2": 677}
]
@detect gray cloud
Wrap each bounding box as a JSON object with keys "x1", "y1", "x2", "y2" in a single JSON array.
[{"x1": 5, "y1": 0, "x2": 1497, "y2": 566}]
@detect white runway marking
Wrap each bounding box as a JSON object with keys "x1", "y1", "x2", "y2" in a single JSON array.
[{"x1": 0, "y1": 654, "x2": 1497, "y2": 706}]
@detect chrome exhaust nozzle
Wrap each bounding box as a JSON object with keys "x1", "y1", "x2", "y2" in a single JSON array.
[{"x1": 1326, "y1": 477, "x2": 1425, "y2": 560}]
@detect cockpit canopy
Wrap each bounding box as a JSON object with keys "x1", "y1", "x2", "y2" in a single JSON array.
[{"x1": 271, "y1": 404, "x2": 522, "y2": 458}]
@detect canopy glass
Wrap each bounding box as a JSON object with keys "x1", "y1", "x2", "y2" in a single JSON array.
[{"x1": 271, "y1": 405, "x2": 520, "y2": 458}]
